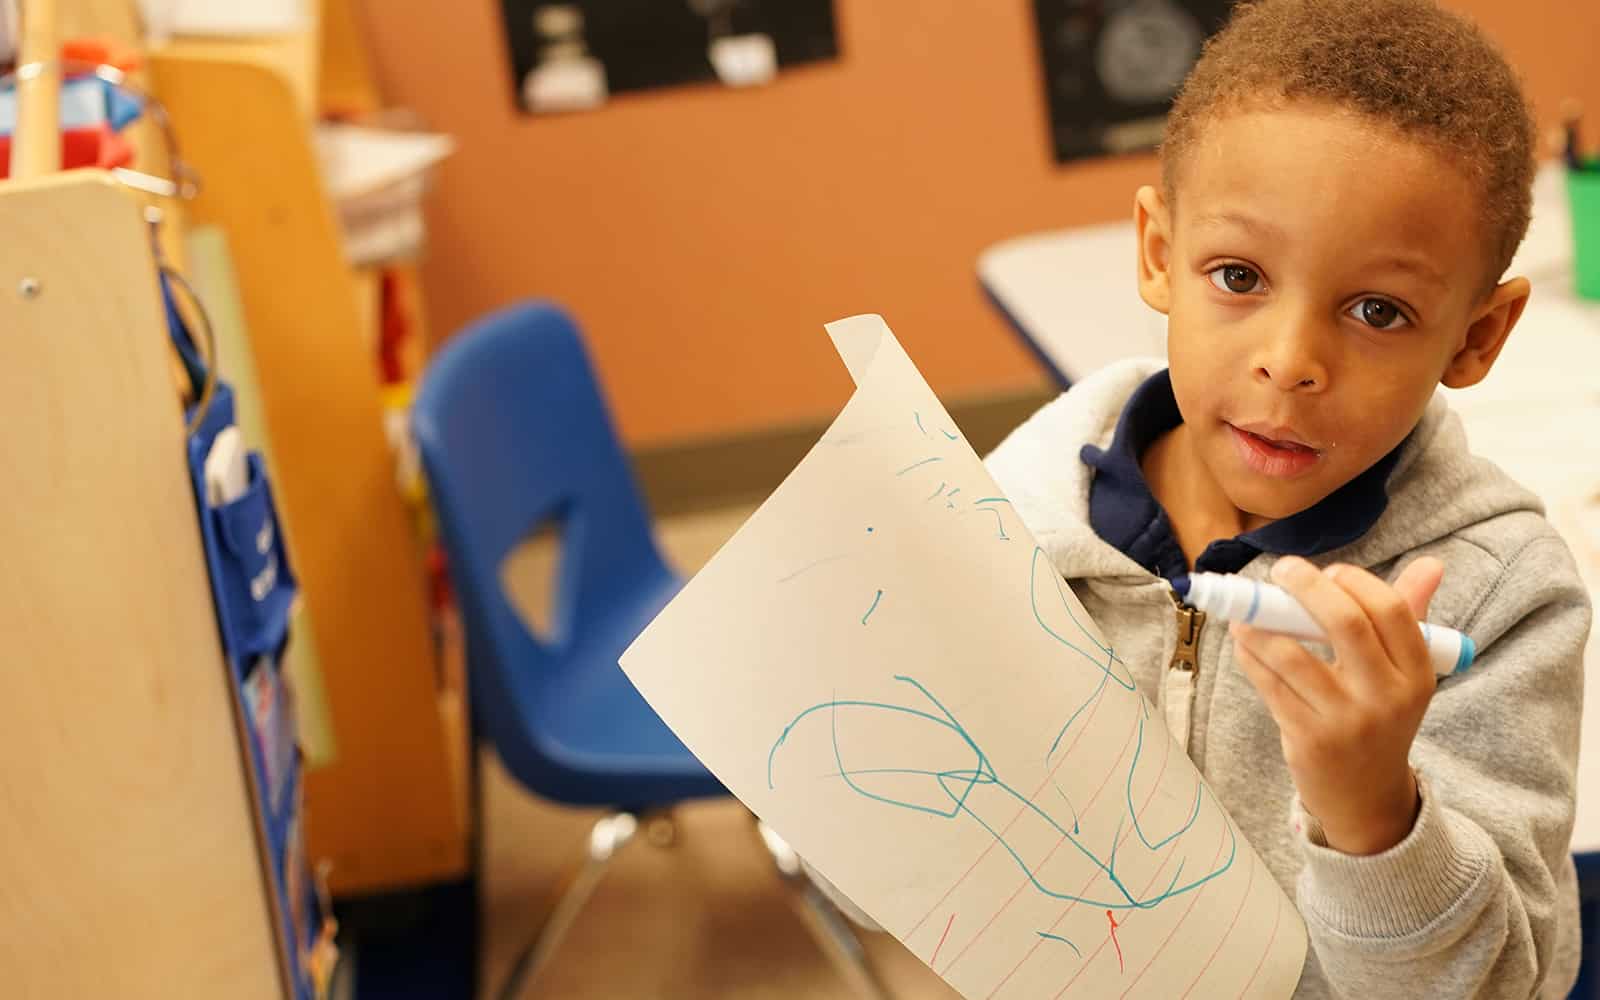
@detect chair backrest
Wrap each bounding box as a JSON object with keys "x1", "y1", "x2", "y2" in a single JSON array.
[{"x1": 411, "y1": 301, "x2": 674, "y2": 771}]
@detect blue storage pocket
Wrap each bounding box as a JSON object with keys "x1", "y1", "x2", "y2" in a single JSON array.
[{"x1": 209, "y1": 453, "x2": 295, "y2": 657}]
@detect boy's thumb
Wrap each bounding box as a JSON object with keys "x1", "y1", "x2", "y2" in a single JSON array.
[{"x1": 1394, "y1": 556, "x2": 1446, "y2": 620}]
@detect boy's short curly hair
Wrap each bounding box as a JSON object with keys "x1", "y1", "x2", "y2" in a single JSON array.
[{"x1": 1162, "y1": 0, "x2": 1537, "y2": 282}]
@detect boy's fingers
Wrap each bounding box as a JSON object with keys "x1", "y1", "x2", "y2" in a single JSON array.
[
  {"x1": 1324, "y1": 561, "x2": 1439, "y2": 681},
  {"x1": 1231, "y1": 622, "x2": 1338, "y2": 712},
  {"x1": 1269, "y1": 557, "x2": 1389, "y2": 690},
  {"x1": 1232, "y1": 629, "x2": 1322, "y2": 731}
]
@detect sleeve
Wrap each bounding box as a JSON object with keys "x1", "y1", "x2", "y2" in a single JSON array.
[{"x1": 1292, "y1": 532, "x2": 1591, "y2": 999}]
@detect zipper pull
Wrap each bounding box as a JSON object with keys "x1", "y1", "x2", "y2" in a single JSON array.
[
  {"x1": 1165, "y1": 591, "x2": 1206, "y2": 749},
  {"x1": 1169, "y1": 593, "x2": 1206, "y2": 674}
]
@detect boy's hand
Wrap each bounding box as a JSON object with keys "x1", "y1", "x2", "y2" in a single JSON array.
[{"x1": 1230, "y1": 555, "x2": 1446, "y2": 855}]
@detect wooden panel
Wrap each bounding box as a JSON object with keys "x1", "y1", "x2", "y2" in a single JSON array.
[
  {"x1": 149, "y1": 53, "x2": 468, "y2": 894},
  {"x1": 155, "y1": 30, "x2": 322, "y2": 120},
  {"x1": 318, "y1": 0, "x2": 381, "y2": 117},
  {"x1": 0, "y1": 172, "x2": 284, "y2": 999}
]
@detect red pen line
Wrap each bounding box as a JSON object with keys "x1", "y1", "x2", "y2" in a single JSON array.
[
  {"x1": 1105, "y1": 911, "x2": 1123, "y2": 972},
  {"x1": 1117, "y1": 826, "x2": 1232, "y2": 998},
  {"x1": 986, "y1": 714, "x2": 1176, "y2": 998},
  {"x1": 941, "y1": 710, "x2": 1141, "y2": 977},
  {"x1": 930, "y1": 913, "x2": 957, "y2": 966},
  {"x1": 1236, "y1": 889, "x2": 1286, "y2": 998},
  {"x1": 1043, "y1": 841, "x2": 1183, "y2": 1000},
  {"x1": 1179, "y1": 851, "x2": 1257, "y2": 998},
  {"x1": 1050, "y1": 820, "x2": 1230, "y2": 1000}
]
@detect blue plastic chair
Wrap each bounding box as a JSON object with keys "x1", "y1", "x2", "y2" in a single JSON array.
[
  {"x1": 412, "y1": 301, "x2": 886, "y2": 999},
  {"x1": 411, "y1": 301, "x2": 718, "y2": 810}
]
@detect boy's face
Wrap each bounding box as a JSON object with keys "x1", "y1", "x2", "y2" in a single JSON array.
[{"x1": 1134, "y1": 102, "x2": 1529, "y2": 525}]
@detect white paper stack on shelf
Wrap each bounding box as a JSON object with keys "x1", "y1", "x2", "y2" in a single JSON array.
[
  {"x1": 313, "y1": 123, "x2": 455, "y2": 267},
  {"x1": 136, "y1": 0, "x2": 307, "y2": 40}
]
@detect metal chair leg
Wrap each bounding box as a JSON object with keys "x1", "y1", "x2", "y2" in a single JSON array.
[
  {"x1": 496, "y1": 811, "x2": 640, "y2": 1000},
  {"x1": 757, "y1": 820, "x2": 891, "y2": 1000}
]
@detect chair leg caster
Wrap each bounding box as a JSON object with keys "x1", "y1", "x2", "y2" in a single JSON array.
[
  {"x1": 755, "y1": 819, "x2": 892, "y2": 1000},
  {"x1": 495, "y1": 811, "x2": 639, "y2": 1000}
]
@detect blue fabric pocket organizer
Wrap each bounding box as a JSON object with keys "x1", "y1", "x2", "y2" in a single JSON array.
[
  {"x1": 184, "y1": 384, "x2": 316, "y2": 1000},
  {"x1": 186, "y1": 384, "x2": 297, "y2": 671}
]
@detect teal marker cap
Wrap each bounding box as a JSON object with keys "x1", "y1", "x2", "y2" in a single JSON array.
[{"x1": 1455, "y1": 634, "x2": 1476, "y2": 674}]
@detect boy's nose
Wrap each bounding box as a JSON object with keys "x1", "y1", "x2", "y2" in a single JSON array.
[{"x1": 1252, "y1": 322, "x2": 1328, "y2": 392}]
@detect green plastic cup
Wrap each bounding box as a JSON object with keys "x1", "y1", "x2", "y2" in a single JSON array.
[{"x1": 1569, "y1": 163, "x2": 1600, "y2": 300}]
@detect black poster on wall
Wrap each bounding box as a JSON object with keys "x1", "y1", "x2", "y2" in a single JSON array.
[
  {"x1": 1032, "y1": 0, "x2": 1235, "y2": 163},
  {"x1": 500, "y1": 0, "x2": 838, "y2": 113}
]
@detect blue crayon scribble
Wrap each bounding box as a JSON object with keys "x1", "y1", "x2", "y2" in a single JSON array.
[
  {"x1": 768, "y1": 546, "x2": 1236, "y2": 914},
  {"x1": 982, "y1": 507, "x2": 1010, "y2": 540},
  {"x1": 1037, "y1": 931, "x2": 1082, "y2": 957},
  {"x1": 861, "y1": 589, "x2": 884, "y2": 625},
  {"x1": 769, "y1": 676, "x2": 1234, "y2": 910},
  {"x1": 1126, "y1": 713, "x2": 1204, "y2": 852},
  {"x1": 899, "y1": 456, "x2": 943, "y2": 476},
  {"x1": 1052, "y1": 778, "x2": 1081, "y2": 834}
]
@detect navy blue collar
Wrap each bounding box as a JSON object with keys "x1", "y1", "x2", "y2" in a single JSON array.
[{"x1": 1080, "y1": 370, "x2": 1405, "y2": 583}]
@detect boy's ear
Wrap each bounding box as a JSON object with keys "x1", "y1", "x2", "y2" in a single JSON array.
[
  {"x1": 1441, "y1": 276, "x2": 1530, "y2": 389},
  {"x1": 1134, "y1": 185, "x2": 1174, "y2": 314}
]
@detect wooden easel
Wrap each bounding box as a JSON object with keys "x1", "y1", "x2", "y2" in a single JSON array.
[{"x1": 0, "y1": 2, "x2": 291, "y2": 996}]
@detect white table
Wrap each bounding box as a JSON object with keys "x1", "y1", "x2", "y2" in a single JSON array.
[{"x1": 977, "y1": 167, "x2": 1600, "y2": 855}]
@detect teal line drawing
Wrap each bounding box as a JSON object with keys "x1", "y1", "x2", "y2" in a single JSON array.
[
  {"x1": 983, "y1": 507, "x2": 1009, "y2": 539},
  {"x1": 862, "y1": 589, "x2": 884, "y2": 625},
  {"x1": 927, "y1": 482, "x2": 947, "y2": 501},
  {"x1": 1037, "y1": 931, "x2": 1082, "y2": 957},
  {"x1": 898, "y1": 457, "x2": 943, "y2": 475},
  {"x1": 1126, "y1": 713, "x2": 1204, "y2": 852},
  {"x1": 767, "y1": 545, "x2": 1236, "y2": 915},
  {"x1": 916, "y1": 412, "x2": 928, "y2": 436},
  {"x1": 769, "y1": 676, "x2": 1234, "y2": 911},
  {"x1": 942, "y1": 429, "x2": 960, "y2": 441}
]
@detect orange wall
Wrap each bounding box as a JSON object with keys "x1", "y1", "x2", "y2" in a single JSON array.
[{"x1": 359, "y1": 0, "x2": 1600, "y2": 448}]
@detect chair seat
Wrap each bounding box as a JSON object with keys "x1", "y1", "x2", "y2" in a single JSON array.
[{"x1": 501, "y1": 570, "x2": 728, "y2": 809}]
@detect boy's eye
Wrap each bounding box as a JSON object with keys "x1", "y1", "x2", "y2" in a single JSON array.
[
  {"x1": 1208, "y1": 264, "x2": 1262, "y2": 294},
  {"x1": 1348, "y1": 297, "x2": 1410, "y2": 330}
]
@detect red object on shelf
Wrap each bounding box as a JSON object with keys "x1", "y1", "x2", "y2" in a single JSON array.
[
  {"x1": 378, "y1": 268, "x2": 411, "y2": 385},
  {"x1": 61, "y1": 37, "x2": 143, "y2": 73},
  {"x1": 0, "y1": 123, "x2": 133, "y2": 179}
]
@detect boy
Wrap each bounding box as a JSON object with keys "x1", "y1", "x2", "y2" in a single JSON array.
[{"x1": 984, "y1": 0, "x2": 1591, "y2": 996}]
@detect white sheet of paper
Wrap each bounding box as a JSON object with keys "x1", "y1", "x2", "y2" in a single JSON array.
[
  {"x1": 622, "y1": 315, "x2": 1306, "y2": 999},
  {"x1": 313, "y1": 124, "x2": 455, "y2": 208}
]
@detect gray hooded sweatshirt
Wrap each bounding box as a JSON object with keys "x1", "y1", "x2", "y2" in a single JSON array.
[{"x1": 980, "y1": 358, "x2": 1590, "y2": 998}]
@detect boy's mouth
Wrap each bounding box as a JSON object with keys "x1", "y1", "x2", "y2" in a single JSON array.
[{"x1": 1227, "y1": 422, "x2": 1322, "y2": 478}]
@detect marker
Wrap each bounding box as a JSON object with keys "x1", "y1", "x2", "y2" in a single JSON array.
[{"x1": 1173, "y1": 572, "x2": 1475, "y2": 677}]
